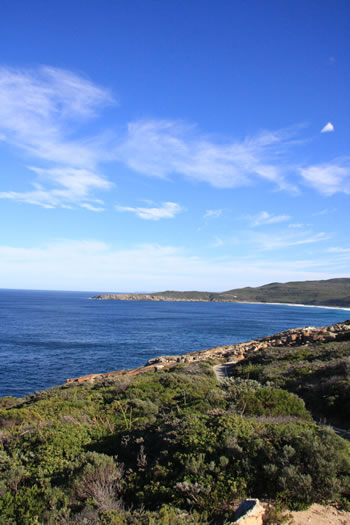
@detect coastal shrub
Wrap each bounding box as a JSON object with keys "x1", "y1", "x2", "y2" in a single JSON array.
[
  {"x1": 122, "y1": 368, "x2": 217, "y2": 415},
  {"x1": 222, "y1": 379, "x2": 309, "y2": 418},
  {"x1": 0, "y1": 396, "x2": 19, "y2": 409},
  {"x1": 130, "y1": 398, "x2": 159, "y2": 419},
  {"x1": 23, "y1": 423, "x2": 94, "y2": 480},
  {"x1": 0, "y1": 357, "x2": 349, "y2": 522},
  {"x1": 177, "y1": 361, "x2": 214, "y2": 376},
  {"x1": 109, "y1": 411, "x2": 349, "y2": 514},
  {"x1": 234, "y1": 362, "x2": 264, "y2": 381},
  {"x1": 258, "y1": 425, "x2": 350, "y2": 508},
  {"x1": 222, "y1": 377, "x2": 262, "y2": 412},
  {"x1": 99, "y1": 505, "x2": 205, "y2": 524},
  {"x1": 0, "y1": 484, "x2": 46, "y2": 524},
  {"x1": 74, "y1": 452, "x2": 124, "y2": 513},
  {"x1": 242, "y1": 388, "x2": 310, "y2": 419},
  {"x1": 233, "y1": 340, "x2": 350, "y2": 427}
]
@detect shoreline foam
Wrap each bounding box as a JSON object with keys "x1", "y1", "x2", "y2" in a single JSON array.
[{"x1": 234, "y1": 300, "x2": 350, "y2": 312}]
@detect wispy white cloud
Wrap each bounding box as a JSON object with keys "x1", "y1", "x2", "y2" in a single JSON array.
[
  {"x1": 0, "y1": 66, "x2": 114, "y2": 208},
  {"x1": 116, "y1": 120, "x2": 298, "y2": 191},
  {"x1": 204, "y1": 209, "x2": 222, "y2": 218},
  {"x1": 116, "y1": 201, "x2": 183, "y2": 220},
  {"x1": 211, "y1": 236, "x2": 225, "y2": 247},
  {"x1": 321, "y1": 122, "x2": 334, "y2": 133},
  {"x1": 312, "y1": 209, "x2": 333, "y2": 216},
  {"x1": 0, "y1": 65, "x2": 346, "y2": 211},
  {"x1": 252, "y1": 231, "x2": 329, "y2": 250},
  {"x1": 299, "y1": 158, "x2": 350, "y2": 195},
  {"x1": 327, "y1": 247, "x2": 350, "y2": 253},
  {"x1": 80, "y1": 203, "x2": 105, "y2": 212},
  {"x1": 288, "y1": 223, "x2": 304, "y2": 228},
  {"x1": 0, "y1": 167, "x2": 111, "y2": 209},
  {"x1": 0, "y1": 66, "x2": 114, "y2": 163},
  {"x1": 323, "y1": 247, "x2": 350, "y2": 272},
  {"x1": 250, "y1": 211, "x2": 290, "y2": 227}
]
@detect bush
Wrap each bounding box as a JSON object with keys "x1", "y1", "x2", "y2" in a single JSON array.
[
  {"x1": 0, "y1": 358, "x2": 349, "y2": 521},
  {"x1": 242, "y1": 388, "x2": 310, "y2": 419},
  {"x1": 75, "y1": 452, "x2": 124, "y2": 513}
]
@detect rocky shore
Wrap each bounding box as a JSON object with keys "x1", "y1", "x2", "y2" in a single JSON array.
[{"x1": 66, "y1": 319, "x2": 350, "y2": 385}]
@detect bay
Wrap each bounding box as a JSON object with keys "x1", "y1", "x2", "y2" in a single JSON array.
[{"x1": 0, "y1": 288, "x2": 349, "y2": 398}]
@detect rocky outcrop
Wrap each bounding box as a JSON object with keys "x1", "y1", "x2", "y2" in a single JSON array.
[
  {"x1": 65, "y1": 320, "x2": 350, "y2": 385},
  {"x1": 145, "y1": 320, "x2": 350, "y2": 367}
]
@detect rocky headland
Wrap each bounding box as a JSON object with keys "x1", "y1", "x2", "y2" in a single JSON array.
[
  {"x1": 92, "y1": 292, "x2": 238, "y2": 302},
  {"x1": 91, "y1": 278, "x2": 350, "y2": 307}
]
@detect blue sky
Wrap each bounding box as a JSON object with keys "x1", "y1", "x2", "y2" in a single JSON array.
[{"x1": 0, "y1": 0, "x2": 349, "y2": 292}]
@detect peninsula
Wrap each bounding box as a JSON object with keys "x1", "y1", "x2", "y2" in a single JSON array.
[{"x1": 92, "y1": 277, "x2": 350, "y2": 307}]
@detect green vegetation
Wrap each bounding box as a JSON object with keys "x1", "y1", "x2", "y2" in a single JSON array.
[
  {"x1": 225, "y1": 277, "x2": 350, "y2": 307},
  {"x1": 0, "y1": 344, "x2": 350, "y2": 524},
  {"x1": 232, "y1": 340, "x2": 350, "y2": 428},
  {"x1": 96, "y1": 278, "x2": 350, "y2": 307}
]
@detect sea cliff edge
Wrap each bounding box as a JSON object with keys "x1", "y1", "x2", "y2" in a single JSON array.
[{"x1": 66, "y1": 319, "x2": 350, "y2": 385}]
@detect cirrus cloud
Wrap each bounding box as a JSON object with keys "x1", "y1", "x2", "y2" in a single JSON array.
[
  {"x1": 250, "y1": 211, "x2": 291, "y2": 227},
  {"x1": 116, "y1": 120, "x2": 298, "y2": 191},
  {"x1": 115, "y1": 201, "x2": 183, "y2": 220},
  {"x1": 0, "y1": 65, "x2": 346, "y2": 213},
  {"x1": 252, "y1": 230, "x2": 329, "y2": 251},
  {"x1": 204, "y1": 209, "x2": 223, "y2": 218},
  {"x1": 299, "y1": 158, "x2": 350, "y2": 195},
  {"x1": 0, "y1": 66, "x2": 114, "y2": 209}
]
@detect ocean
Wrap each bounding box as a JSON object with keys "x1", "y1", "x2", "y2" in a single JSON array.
[{"x1": 0, "y1": 288, "x2": 349, "y2": 398}]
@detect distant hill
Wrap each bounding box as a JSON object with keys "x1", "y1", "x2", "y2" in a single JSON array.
[
  {"x1": 223, "y1": 278, "x2": 350, "y2": 307},
  {"x1": 93, "y1": 278, "x2": 350, "y2": 307}
]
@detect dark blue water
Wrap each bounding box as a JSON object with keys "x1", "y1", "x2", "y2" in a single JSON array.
[{"x1": 0, "y1": 289, "x2": 349, "y2": 398}]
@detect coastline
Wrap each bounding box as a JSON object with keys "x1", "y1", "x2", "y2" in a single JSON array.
[
  {"x1": 66, "y1": 318, "x2": 350, "y2": 386},
  {"x1": 92, "y1": 279, "x2": 350, "y2": 310},
  {"x1": 233, "y1": 300, "x2": 350, "y2": 312},
  {"x1": 92, "y1": 294, "x2": 350, "y2": 312}
]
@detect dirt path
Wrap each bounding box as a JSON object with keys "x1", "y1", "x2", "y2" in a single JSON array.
[
  {"x1": 213, "y1": 361, "x2": 237, "y2": 380},
  {"x1": 291, "y1": 504, "x2": 350, "y2": 524}
]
